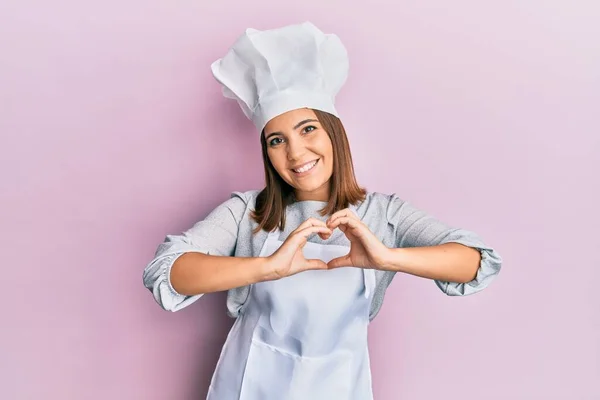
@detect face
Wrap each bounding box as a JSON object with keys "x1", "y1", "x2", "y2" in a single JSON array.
[{"x1": 263, "y1": 108, "x2": 334, "y2": 202}]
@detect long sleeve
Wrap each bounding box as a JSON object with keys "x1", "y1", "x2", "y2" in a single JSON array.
[
  {"x1": 143, "y1": 191, "x2": 249, "y2": 311},
  {"x1": 385, "y1": 194, "x2": 502, "y2": 296}
]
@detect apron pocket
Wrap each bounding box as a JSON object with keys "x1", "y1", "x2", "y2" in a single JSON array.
[{"x1": 239, "y1": 324, "x2": 353, "y2": 400}]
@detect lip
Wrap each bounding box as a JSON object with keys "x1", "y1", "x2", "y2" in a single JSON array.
[
  {"x1": 290, "y1": 159, "x2": 318, "y2": 170},
  {"x1": 290, "y1": 159, "x2": 319, "y2": 176}
]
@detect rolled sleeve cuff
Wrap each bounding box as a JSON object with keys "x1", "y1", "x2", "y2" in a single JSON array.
[
  {"x1": 435, "y1": 245, "x2": 502, "y2": 296},
  {"x1": 149, "y1": 252, "x2": 203, "y2": 312}
]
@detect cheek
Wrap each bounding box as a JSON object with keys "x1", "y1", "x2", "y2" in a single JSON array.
[
  {"x1": 268, "y1": 151, "x2": 288, "y2": 174},
  {"x1": 314, "y1": 134, "x2": 333, "y2": 155},
  {"x1": 320, "y1": 141, "x2": 334, "y2": 167},
  {"x1": 319, "y1": 147, "x2": 334, "y2": 175},
  {"x1": 325, "y1": 155, "x2": 334, "y2": 173}
]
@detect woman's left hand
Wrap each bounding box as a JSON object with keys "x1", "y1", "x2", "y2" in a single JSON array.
[{"x1": 325, "y1": 208, "x2": 391, "y2": 270}]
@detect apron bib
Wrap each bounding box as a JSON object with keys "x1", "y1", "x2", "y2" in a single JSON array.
[{"x1": 207, "y1": 223, "x2": 376, "y2": 400}]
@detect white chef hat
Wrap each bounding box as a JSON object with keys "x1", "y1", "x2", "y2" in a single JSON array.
[{"x1": 211, "y1": 21, "x2": 349, "y2": 133}]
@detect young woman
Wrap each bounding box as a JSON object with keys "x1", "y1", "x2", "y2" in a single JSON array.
[{"x1": 143, "y1": 22, "x2": 502, "y2": 400}]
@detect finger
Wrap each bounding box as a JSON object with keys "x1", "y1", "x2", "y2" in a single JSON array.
[
  {"x1": 318, "y1": 229, "x2": 333, "y2": 240},
  {"x1": 328, "y1": 216, "x2": 362, "y2": 232},
  {"x1": 278, "y1": 227, "x2": 331, "y2": 257},
  {"x1": 289, "y1": 226, "x2": 332, "y2": 246},
  {"x1": 327, "y1": 208, "x2": 351, "y2": 224},
  {"x1": 318, "y1": 232, "x2": 331, "y2": 240},
  {"x1": 327, "y1": 209, "x2": 360, "y2": 227},
  {"x1": 295, "y1": 217, "x2": 328, "y2": 232},
  {"x1": 328, "y1": 254, "x2": 352, "y2": 269}
]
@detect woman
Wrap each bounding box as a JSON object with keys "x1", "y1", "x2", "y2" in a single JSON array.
[{"x1": 143, "y1": 22, "x2": 502, "y2": 400}]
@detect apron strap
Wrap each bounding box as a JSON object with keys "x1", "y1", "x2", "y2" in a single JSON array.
[
  {"x1": 363, "y1": 269, "x2": 376, "y2": 299},
  {"x1": 266, "y1": 227, "x2": 281, "y2": 241}
]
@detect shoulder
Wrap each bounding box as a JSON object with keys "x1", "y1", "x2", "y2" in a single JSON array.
[
  {"x1": 202, "y1": 189, "x2": 262, "y2": 224},
  {"x1": 229, "y1": 189, "x2": 262, "y2": 206},
  {"x1": 356, "y1": 191, "x2": 410, "y2": 224},
  {"x1": 357, "y1": 191, "x2": 407, "y2": 211},
  {"x1": 221, "y1": 189, "x2": 262, "y2": 217}
]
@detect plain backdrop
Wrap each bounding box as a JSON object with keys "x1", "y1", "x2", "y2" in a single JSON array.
[{"x1": 1, "y1": 0, "x2": 599, "y2": 399}]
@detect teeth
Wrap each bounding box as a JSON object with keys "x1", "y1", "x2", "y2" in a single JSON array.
[{"x1": 293, "y1": 160, "x2": 317, "y2": 173}]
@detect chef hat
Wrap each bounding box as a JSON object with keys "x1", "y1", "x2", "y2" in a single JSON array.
[{"x1": 211, "y1": 21, "x2": 349, "y2": 132}]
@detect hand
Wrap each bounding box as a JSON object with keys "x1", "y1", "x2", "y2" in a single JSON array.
[
  {"x1": 265, "y1": 218, "x2": 333, "y2": 280},
  {"x1": 326, "y1": 208, "x2": 390, "y2": 270}
]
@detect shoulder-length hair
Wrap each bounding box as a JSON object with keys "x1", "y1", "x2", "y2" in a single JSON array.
[{"x1": 250, "y1": 109, "x2": 366, "y2": 234}]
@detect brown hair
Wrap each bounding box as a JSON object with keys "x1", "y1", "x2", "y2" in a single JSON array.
[{"x1": 250, "y1": 109, "x2": 366, "y2": 234}]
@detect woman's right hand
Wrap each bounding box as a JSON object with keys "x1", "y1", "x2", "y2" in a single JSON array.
[{"x1": 265, "y1": 218, "x2": 332, "y2": 280}]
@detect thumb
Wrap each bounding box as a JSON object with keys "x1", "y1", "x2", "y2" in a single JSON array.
[
  {"x1": 306, "y1": 259, "x2": 328, "y2": 271},
  {"x1": 328, "y1": 255, "x2": 352, "y2": 269}
]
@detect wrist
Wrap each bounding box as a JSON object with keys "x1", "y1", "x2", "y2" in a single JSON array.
[
  {"x1": 257, "y1": 256, "x2": 280, "y2": 282},
  {"x1": 378, "y1": 247, "x2": 406, "y2": 272}
]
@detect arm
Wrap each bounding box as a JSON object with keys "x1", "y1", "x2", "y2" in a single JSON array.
[
  {"x1": 381, "y1": 243, "x2": 481, "y2": 283},
  {"x1": 385, "y1": 194, "x2": 502, "y2": 295},
  {"x1": 142, "y1": 192, "x2": 261, "y2": 311},
  {"x1": 170, "y1": 253, "x2": 271, "y2": 295}
]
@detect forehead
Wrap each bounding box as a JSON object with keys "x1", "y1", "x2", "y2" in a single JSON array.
[{"x1": 264, "y1": 108, "x2": 319, "y2": 133}]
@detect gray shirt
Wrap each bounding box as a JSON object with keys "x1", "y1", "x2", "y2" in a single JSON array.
[{"x1": 143, "y1": 190, "x2": 502, "y2": 320}]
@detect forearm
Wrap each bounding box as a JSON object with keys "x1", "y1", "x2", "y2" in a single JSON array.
[
  {"x1": 381, "y1": 243, "x2": 481, "y2": 283},
  {"x1": 170, "y1": 252, "x2": 273, "y2": 295}
]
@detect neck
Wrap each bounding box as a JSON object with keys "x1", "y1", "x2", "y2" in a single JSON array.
[{"x1": 293, "y1": 185, "x2": 330, "y2": 202}]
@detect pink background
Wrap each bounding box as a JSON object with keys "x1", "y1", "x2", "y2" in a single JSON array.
[{"x1": 2, "y1": 0, "x2": 599, "y2": 399}]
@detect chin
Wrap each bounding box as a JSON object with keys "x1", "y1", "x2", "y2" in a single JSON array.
[{"x1": 294, "y1": 179, "x2": 329, "y2": 193}]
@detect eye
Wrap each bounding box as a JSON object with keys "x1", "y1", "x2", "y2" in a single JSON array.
[
  {"x1": 268, "y1": 137, "x2": 284, "y2": 147},
  {"x1": 303, "y1": 125, "x2": 317, "y2": 134}
]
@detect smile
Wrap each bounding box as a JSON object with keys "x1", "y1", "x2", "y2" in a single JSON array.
[{"x1": 291, "y1": 159, "x2": 319, "y2": 174}]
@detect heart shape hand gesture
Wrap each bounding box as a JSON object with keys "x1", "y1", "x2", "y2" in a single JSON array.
[{"x1": 324, "y1": 208, "x2": 390, "y2": 270}]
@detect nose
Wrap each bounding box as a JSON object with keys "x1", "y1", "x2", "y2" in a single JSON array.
[{"x1": 286, "y1": 136, "x2": 306, "y2": 162}]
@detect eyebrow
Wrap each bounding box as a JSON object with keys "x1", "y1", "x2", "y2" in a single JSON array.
[{"x1": 264, "y1": 119, "x2": 319, "y2": 141}]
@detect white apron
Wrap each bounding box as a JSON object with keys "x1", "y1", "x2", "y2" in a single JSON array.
[{"x1": 206, "y1": 225, "x2": 377, "y2": 400}]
